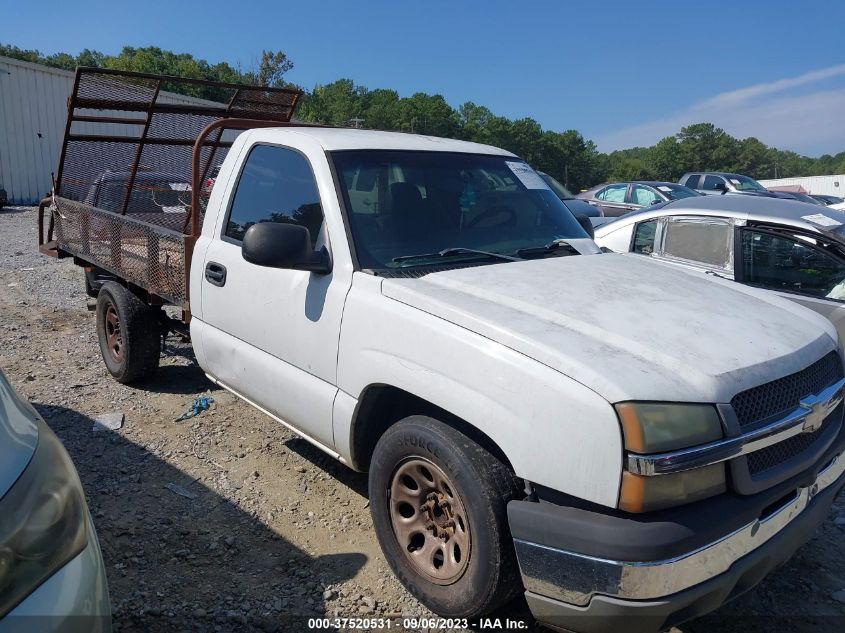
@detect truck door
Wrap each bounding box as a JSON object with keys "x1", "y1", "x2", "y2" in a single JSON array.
[{"x1": 198, "y1": 142, "x2": 350, "y2": 450}]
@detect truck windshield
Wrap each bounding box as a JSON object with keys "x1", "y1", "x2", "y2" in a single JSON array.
[
  {"x1": 728, "y1": 175, "x2": 767, "y2": 192},
  {"x1": 331, "y1": 150, "x2": 588, "y2": 269}
]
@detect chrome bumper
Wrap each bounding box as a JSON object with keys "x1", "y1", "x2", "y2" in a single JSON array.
[{"x1": 514, "y1": 451, "x2": 845, "y2": 606}]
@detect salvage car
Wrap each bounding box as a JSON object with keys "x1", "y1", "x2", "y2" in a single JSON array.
[
  {"x1": 593, "y1": 194, "x2": 845, "y2": 340},
  {"x1": 680, "y1": 171, "x2": 780, "y2": 197},
  {"x1": 576, "y1": 180, "x2": 699, "y2": 216},
  {"x1": 0, "y1": 369, "x2": 110, "y2": 631},
  {"x1": 37, "y1": 69, "x2": 845, "y2": 633}
]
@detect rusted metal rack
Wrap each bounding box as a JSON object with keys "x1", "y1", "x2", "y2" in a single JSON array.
[{"x1": 38, "y1": 67, "x2": 303, "y2": 310}]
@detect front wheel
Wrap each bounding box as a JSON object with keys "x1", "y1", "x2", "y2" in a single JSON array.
[
  {"x1": 369, "y1": 415, "x2": 523, "y2": 618},
  {"x1": 95, "y1": 282, "x2": 161, "y2": 383}
]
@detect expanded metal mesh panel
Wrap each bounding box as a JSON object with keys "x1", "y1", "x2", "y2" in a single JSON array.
[
  {"x1": 747, "y1": 404, "x2": 842, "y2": 476},
  {"x1": 730, "y1": 351, "x2": 843, "y2": 430},
  {"x1": 56, "y1": 68, "x2": 301, "y2": 234},
  {"x1": 229, "y1": 86, "x2": 301, "y2": 118},
  {"x1": 59, "y1": 139, "x2": 139, "y2": 205},
  {"x1": 53, "y1": 197, "x2": 188, "y2": 304},
  {"x1": 75, "y1": 72, "x2": 159, "y2": 109}
]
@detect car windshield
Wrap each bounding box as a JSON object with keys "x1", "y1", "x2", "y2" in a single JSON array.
[
  {"x1": 791, "y1": 193, "x2": 823, "y2": 205},
  {"x1": 727, "y1": 174, "x2": 767, "y2": 192},
  {"x1": 539, "y1": 172, "x2": 576, "y2": 199},
  {"x1": 654, "y1": 184, "x2": 699, "y2": 200},
  {"x1": 331, "y1": 151, "x2": 588, "y2": 269}
]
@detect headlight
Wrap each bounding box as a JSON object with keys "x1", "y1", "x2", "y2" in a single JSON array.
[
  {"x1": 618, "y1": 465, "x2": 726, "y2": 513},
  {"x1": 615, "y1": 402, "x2": 723, "y2": 453},
  {"x1": 0, "y1": 420, "x2": 88, "y2": 617},
  {"x1": 615, "y1": 403, "x2": 726, "y2": 513}
]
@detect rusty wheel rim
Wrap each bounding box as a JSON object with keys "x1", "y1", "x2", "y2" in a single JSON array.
[
  {"x1": 388, "y1": 457, "x2": 471, "y2": 585},
  {"x1": 103, "y1": 301, "x2": 124, "y2": 363}
]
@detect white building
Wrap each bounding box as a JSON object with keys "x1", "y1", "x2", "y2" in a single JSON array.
[
  {"x1": 0, "y1": 56, "x2": 224, "y2": 205},
  {"x1": 759, "y1": 174, "x2": 845, "y2": 197}
]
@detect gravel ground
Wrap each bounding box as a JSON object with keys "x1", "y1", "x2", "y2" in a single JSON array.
[{"x1": 2, "y1": 205, "x2": 845, "y2": 632}]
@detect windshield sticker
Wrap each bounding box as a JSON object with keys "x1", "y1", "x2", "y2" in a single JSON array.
[
  {"x1": 730, "y1": 179, "x2": 741, "y2": 185},
  {"x1": 169, "y1": 182, "x2": 190, "y2": 191},
  {"x1": 801, "y1": 213, "x2": 842, "y2": 228},
  {"x1": 657, "y1": 186, "x2": 672, "y2": 192},
  {"x1": 506, "y1": 161, "x2": 550, "y2": 190}
]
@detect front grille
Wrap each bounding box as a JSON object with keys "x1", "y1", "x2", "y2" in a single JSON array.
[
  {"x1": 747, "y1": 403, "x2": 842, "y2": 476},
  {"x1": 731, "y1": 351, "x2": 843, "y2": 430}
]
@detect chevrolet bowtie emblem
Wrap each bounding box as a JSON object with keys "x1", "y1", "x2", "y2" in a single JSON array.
[{"x1": 799, "y1": 384, "x2": 844, "y2": 433}]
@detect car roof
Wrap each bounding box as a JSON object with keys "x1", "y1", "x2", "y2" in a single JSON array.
[
  {"x1": 594, "y1": 193, "x2": 845, "y2": 240},
  {"x1": 255, "y1": 127, "x2": 517, "y2": 156},
  {"x1": 631, "y1": 181, "x2": 688, "y2": 187},
  {"x1": 682, "y1": 171, "x2": 745, "y2": 178}
]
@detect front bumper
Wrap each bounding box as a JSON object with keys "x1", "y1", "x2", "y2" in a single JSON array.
[
  {"x1": 0, "y1": 514, "x2": 111, "y2": 633},
  {"x1": 509, "y1": 451, "x2": 845, "y2": 633}
]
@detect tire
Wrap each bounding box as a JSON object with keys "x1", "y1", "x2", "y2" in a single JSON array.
[
  {"x1": 95, "y1": 281, "x2": 161, "y2": 383},
  {"x1": 369, "y1": 415, "x2": 523, "y2": 618}
]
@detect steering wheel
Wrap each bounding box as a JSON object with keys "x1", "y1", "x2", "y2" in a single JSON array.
[{"x1": 466, "y1": 205, "x2": 517, "y2": 229}]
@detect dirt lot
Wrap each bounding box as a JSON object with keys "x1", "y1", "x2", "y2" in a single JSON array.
[{"x1": 2, "y1": 205, "x2": 845, "y2": 632}]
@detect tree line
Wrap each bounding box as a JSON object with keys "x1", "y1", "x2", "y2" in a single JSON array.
[{"x1": 3, "y1": 43, "x2": 844, "y2": 191}]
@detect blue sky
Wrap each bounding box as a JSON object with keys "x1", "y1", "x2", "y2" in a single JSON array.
[{"x1": 3, "y1": 0, "x2": 844, "y2": 156}]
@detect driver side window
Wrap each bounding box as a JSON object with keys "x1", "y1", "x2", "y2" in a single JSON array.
[
  {"x1": 740, "y1": 229, "x2": 845, "y2": 301},
  {"x1": 702, "y1": 175, "x2": 725, "y2": 192},
  {"x1": 631, "y1": 185, "x2": 661, "y2": 206}
]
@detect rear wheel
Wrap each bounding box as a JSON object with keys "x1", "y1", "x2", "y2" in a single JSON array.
[
  {"x1": 369, "y1": 415, "x2": 523, "y2": 618},
  {"x1": 95, "y1": 282, "x2": 161, "y2": 383}
]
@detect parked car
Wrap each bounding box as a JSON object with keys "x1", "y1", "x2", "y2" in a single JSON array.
[
  {"x1": 680, "y1": 171, "x2": 780, "y2": 197},
  {"x1": 576, "y1": 181, "x2": 700, "y2": 217},
  {"x1": 593, "y1": 194, "x2": 845, "y2": 339},
  {"x1": 42, "y1": 69, "x2": 845, "y2": 633},
  {"x1": 537, "y1": 171, "x2": 602, "y2": 217},
  {"x1": 774, "y1": 191, "x2": 826, "y2": 205},
  {"x1": 0, "y1": 369, "x2": 110, "y2": 630},
  {"x1": 812, "y1": 194, "x2": 845, "y2": 206},
  {"x1": 81, "y1": 170, "x2": 192, "y2": 297}
]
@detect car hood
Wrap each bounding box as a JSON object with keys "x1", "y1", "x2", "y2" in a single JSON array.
[
  {"x1": 0, "y1": 371, "x2": 39, "y2": 499},
  {"x1": 381, "y1": 253, "x2": 838, "y2": 404}
]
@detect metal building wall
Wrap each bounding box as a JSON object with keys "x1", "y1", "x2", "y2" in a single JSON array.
[
  {"x1": 0, "y1": 56, "x2": 229, "y2": 205},
  {"x1": 759, "y1": 174, "x2": 845, "y2": 197},
  {"x1": 0, "y1": 56, "x2": 71, "y2": 204}
]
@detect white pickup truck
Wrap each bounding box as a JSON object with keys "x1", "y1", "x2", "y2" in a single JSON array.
[{"x1": 41, "y1": 70, "x2": 845, "y2": 632}]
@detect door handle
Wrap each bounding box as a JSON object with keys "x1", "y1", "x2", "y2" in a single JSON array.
[{"x1": 205, "y1": 262, "x2": 227, "y2": 287}]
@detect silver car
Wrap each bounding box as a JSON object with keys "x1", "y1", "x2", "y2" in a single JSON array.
[
  {"x1": 593, "y1": 194, "x2": 845, "y2": 340},
  {"x1": 0, "y1": 370, "x2": 110, "y2": 632}
]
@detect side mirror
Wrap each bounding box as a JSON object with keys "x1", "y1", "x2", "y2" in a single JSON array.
[
  {"x1": 242, "y1": 222, "x2": 332, "y2": 274},
  {"x1": 714, "y1": 182, "x2": 728, "y2": 194},
  {"x1": 574, "y1": 214, "x2": 595, "y2": 239}
]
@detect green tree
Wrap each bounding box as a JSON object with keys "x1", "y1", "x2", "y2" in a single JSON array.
[{"x1": 252, "y1": 50, "x2": 294, "y2": 87}]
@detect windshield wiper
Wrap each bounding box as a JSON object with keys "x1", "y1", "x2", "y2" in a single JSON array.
[
  {"x1": 515, "y1": 239, "x2": 580, "y2": 258},
  {"x1": 392, "y1": 247, "x2": 521, "y2": 265}
]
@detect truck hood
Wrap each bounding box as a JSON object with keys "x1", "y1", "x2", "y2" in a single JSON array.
[
  {"x1": 0, "y1": 370, "x2": 39, "y2": 499},
  {"x1": 381, "y1": 253, "x2": 838, "y2": 403}
]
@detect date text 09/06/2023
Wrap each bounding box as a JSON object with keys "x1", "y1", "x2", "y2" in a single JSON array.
[{"x1": 306, "y1": 617, "x2": 530, "y2": 630}]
